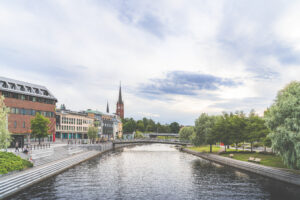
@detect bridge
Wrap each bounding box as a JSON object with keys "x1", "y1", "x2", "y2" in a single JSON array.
[
  {"x1": 112, "y1": 138, "x2": 191, "y2": 147},
  {"x1": 144, "y1": 133, "x2": 179, "y2": 138}
]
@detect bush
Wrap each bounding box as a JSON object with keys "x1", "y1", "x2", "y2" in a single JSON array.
[{"x1": 0, "y1": 152, "x2": 33, "y2": 175}]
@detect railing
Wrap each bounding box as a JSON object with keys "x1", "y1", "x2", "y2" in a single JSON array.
[
  {"x1": 113, "y1": 138, "x2": 191, "y2": 144},
  {"x1": 27, "y1": 143, "x2": 51, "y2": 150}
]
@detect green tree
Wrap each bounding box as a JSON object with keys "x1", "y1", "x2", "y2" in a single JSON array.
[
  {"x1": 136, "y1": 120, "x2": 145, "y2": 132},
  {"x1": 193, "y1": 113, "x2": 218, "y2": 152},
  {"x1": 170, "y1": 122, "x2": 180, "y2": 133},
  {"x1": 123, "y1": 118, "x2": 136, "y2": 133},
  {"x1": 87, "y1": 125, "x2": 98, "y2": 143},
  {"x1": 30, "y1": 113, "x2": 50, "y2": 144},
  {"x1": 0, "y1": 96, "x2": 11, "y2": 150},
  {"x1": 179, "y1": 126, "x2": 194, "y2": 141},
  {"x1": 213, "y1": 113, "x2": 232, "y2": 152},
  {"x1": 229, "y1": 111, "x2": 247, "y2": 150},
  {"x1": 246, "y1": 110, "x2": 270, "y2": 152},
  {"x1": 193, "y1": 113, "x2": 210, "y2": 146},
  {"x1": 265, "y1": 81, "x2": 300, "y2": 169}
]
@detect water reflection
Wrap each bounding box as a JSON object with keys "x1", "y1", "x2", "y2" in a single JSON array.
[{"x1": 10, "y1": 144, "x2": 300, "y2": 200}]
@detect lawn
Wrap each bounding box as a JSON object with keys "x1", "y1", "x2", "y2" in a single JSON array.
[
  {"x1": 221, "y1": 152, "x2": 287, "y2": 169},
  {"x1": 188, "y1": 145, "x2": 221, "y2": 153}
]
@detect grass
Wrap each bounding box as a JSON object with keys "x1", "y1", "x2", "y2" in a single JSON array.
[
  {"x1": 188, "y1": 145, "x2": 221, "y2": 153},
  {"x1": 221, "y1": 152, "x2": 287, "y2": 169}
]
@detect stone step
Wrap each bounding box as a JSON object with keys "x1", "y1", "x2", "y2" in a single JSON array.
[{"x1": 0, "y1": 151, "x2": 99, "y2": 199}]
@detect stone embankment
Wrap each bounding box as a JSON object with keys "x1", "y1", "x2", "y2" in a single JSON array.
[
  {"x1": 0, "y1": 142, "x2": 132, "y2": 199},
  {"x1": 182, "y1": 148, "x2": 300, "y2": 187}
]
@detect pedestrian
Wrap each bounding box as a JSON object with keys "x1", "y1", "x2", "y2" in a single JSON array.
[{"x1": 15, "y1": 141, "x2": 19, "y2": 152}]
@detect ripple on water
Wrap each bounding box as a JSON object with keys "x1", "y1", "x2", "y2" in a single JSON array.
[{"x1": 9, "y1": 144, "x2": 300, "y2": 200}]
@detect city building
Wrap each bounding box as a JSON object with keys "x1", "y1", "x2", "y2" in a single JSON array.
[
  {"x1": 116, "y1": 83, "x2": 124, "y2": 119},
  {"x1": 0, "y1": 76, "x2": 57, "y2": 147},
  {"x1": 112, "y1": 115, "x2": 123, "y2": 139},
  {"x1": 85, "y1": 109, "x2": 121, "y2": 140},
  {"x1": 55, "y1": 106, "x2": 94, "y2": 140}
]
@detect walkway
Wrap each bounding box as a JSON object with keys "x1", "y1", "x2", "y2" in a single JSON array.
[
  {"x1": 182, "y1": 148, "x2": 300, "y2": 187},
  {"x1": 0, "y1": 150, "x2": 101, "y2": 199}
]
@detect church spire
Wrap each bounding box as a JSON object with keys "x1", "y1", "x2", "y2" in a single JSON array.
[
  {"x1": 106, "y1": 101, "x2": 109, "y2": 113},
  {"x1": 118, "y1": 82, "x2": 123, "y2": 104},
  {"x1": 116, "y1": 82, "x2": 124, "y2": 119}
]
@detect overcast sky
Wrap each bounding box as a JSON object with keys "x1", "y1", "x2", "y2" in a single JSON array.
[{"x1": 1, "y1": 0, "x2": 300, "y2": 125}]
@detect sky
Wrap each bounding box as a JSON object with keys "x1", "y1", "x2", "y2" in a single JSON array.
[{"x1": 1, "y1": 0, "x2": 300, "y2": 125}]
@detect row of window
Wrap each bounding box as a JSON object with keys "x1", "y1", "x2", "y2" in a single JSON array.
[
  {"x1": 1, "y1": 91, "x2": 55, "y2": 105},
  {"x1": 61, "y1": 117, "x2": 92, "y2": 125},
  {"x1": 10, "y1": 107, "x2": 55, "y2": 118},
  {"x1": 13, "y1": 121, "x2": 26, "y2": 128},
  {"x1": 56, "y1": 125, "x2": 88, "y2": 132}
]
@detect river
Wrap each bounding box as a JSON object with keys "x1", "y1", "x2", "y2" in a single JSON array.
[{"x1": 10, "y1": 144, "x2": 300, "y2": 200}]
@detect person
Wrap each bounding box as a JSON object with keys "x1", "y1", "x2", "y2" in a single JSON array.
[
  {"x1": 15, "y1": 141, "x2": 19, "y2": 152},
  {"x1": 23, "y1": 145, "x2": 29, "y2": 154}
]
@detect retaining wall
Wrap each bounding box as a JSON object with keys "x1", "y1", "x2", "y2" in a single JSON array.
[{"x1": 182, "y1": 148, "x2": 300, "y2": 187}]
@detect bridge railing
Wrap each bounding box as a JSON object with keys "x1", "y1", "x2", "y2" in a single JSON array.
[{"x1": 113, "y1": 138, "x2": 191, "y2": 144}]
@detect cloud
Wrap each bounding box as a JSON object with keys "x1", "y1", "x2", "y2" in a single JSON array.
[
  {"x1": 0, "y1": 0, "x2": 300, "y2": 125},
  {"x1": 138, "y1": 71, "x2": 239, "y2": 97}
]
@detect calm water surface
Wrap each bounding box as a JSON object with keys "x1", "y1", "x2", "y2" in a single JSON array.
[{"x1": 10, "y1": 144, "x2": 300, "y2": 200}]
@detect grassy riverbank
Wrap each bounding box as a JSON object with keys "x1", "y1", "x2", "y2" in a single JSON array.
[
  {"x1": 0, "y1": 152, "x2": 33, "y2": 175},
  {"x1": 221, "y1": 152, "x2": 286, "y2": 168},
  {"x1": 187, "y1": 146, "x2": 293, "y2": 170}
]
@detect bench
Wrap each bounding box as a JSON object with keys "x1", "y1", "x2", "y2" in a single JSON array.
[
  {"x1": 229, "y1": 154, "x2": 234, "y2": 158},
  {"x1": 248, "y1": 157, "x2": 255, "y2": 162},
  {"x1": 248, "y1": 157, "x2": 261, "y2": 164}
]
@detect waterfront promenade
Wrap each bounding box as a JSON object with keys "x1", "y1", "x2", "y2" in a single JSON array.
[{"x1": 182, "y1": 148, "x2": 300, "y2": 187}]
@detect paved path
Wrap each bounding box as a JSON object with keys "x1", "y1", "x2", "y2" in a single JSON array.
[
  {"x1": 183, "y1": 148, "x2": 300, "y2": 187},
  {"x1": 0, "y1": 151, "x2": 101, "y2": 199}
]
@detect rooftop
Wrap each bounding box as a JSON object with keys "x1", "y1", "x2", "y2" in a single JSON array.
[{"x1": 0, "y1": 76, "x2": 57, "y2": 100}]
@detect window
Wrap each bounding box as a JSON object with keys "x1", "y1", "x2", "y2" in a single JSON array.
[
  {"x1": 23, "y1": 121, "x2": 25, "y2": 128},
  {"x1": 14, "y1": 121, "x2": 17, "y2": 128}
]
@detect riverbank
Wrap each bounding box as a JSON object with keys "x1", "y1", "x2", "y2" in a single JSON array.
[
  {"x1": 0, "y1": 142, "x2": 133, "y2": 199},
  {"x1": 182, "y1": 148, "x2": 300, "y2": 187}
]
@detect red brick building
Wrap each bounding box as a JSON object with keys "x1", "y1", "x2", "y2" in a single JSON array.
[
  {"x1": 0, "y1": 77, "x2": 57, "y2": 147},
  {"x1": 116, "y1": 84, "x2": 124, "y2": 119}
]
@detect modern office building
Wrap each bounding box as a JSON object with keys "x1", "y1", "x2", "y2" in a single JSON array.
[
  {"x1": 0, "y1": 76, "x2": 57, "y2": 147},
  {"x1": 55, "y1": 106, "x2": 94, "y2": 140}
]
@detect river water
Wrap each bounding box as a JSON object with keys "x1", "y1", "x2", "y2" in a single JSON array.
[{"x1": 10, "y1": 144, "x2": 300, "y2": 200}]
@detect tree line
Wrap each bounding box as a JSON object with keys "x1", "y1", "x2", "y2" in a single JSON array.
[
  {"x1": 122, "y1": 117, "x2": 181, "y2": 134},
  {"x1": 180, "y1": 81, "x2": 300, "y2": 170},
  {"x1": 180, "y1": 110, "x2": 270, "y2": 153}
]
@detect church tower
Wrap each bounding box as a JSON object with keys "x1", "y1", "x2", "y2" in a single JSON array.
[{"x1": 116, "y1": 83, "x2": 124, "y2": 119}]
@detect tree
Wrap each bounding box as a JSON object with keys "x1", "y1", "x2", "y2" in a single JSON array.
[
  {"x1": 179, "y1": 126, "x2": 194, "y2": 141},
  {"x1": 87, "y1": 125, "x2": 98, "y2": 143},
  {"x1": 30, "y1": 113, "x2": 50, "y2": 144},
  {"x1": 265, "y1": 81, "x2": 300, "y2": 169},
  {"x1": 193, "y1": 114, "x2": 211, "y2": 146},
  {"x1": 229, "y1": 111, "x2": 247, "y2": 150},
  {"x1": 193, "y1": 113, "x2": 217, "y2": 152},
  {"x1": 123, "y1": 118, "x2": 136, "y2": 133},
  {"x1": 170, "y1": 122, "x2": 180, "y2": 133},
  {"x1": 136, "y1": 120, "x2": 145, "y2": 132},
  {"x1": 246, "y1": 110, "x2": 270, "y2": 152},
  {"x1": 213, "y1": 113, "x2": 232, "y2": 152},
  {"x1": 0, "y1": 96, "x2": 11, "y2": 150}
]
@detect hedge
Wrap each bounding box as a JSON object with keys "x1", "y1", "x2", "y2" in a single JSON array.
[{"x1": 0, "y1": 152, "x2": 33, "y2": 174}]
